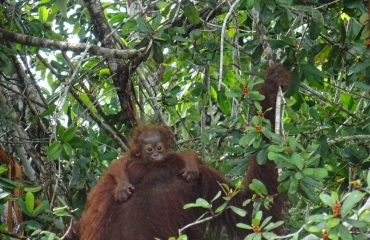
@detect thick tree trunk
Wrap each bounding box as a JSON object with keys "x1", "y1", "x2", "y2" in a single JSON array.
[{"x1": 84, "y1": 0, "x2": 138, "y2": 129}]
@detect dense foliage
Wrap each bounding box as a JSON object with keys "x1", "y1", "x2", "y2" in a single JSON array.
[{"x1": 0, "y1": 0, "x2": 369, "y2": 239}]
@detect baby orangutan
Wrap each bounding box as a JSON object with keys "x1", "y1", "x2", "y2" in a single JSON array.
[{"x1": 111, "y1": 125, "x2": 201, "y2": 202}]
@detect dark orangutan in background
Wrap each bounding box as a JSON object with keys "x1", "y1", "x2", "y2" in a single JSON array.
[
  {"x1": 111, "y1": 125, "x2": 201, "y2": 201},
  {"x1": 78, "y1": 64, "x2": 291, "y2": 240}
]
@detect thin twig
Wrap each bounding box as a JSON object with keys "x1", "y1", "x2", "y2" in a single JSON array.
[
  {"x1": 171, "y1": 0, "x2": 182, "y2": 24},
  {"x1": 60, "y1": 218, "x2": 73, "y2": 240},
  {"x1": 300, "y1": 83, "x2": 362, "y2": 120},
  {"x1": 178, "y1": 212, "x2": 214, "y2": 236},
  {"x1": 274, "y1": 221, "x2": 311, "y2": 239},
  {"x1": 336, "y1": 92, "x2": 366, "y2": 133},
  {"x1": 275, "y1": 86, "x2": 286, "y2": 135},
  {"x1": 0, "y1": 230, "x2": 26, "y2": 239},
  {"x1": 315, "y1": 0, "x2": 341, "y2": 9},
  {"x1": 50, "y1": 44, "x2": 92, "y2": 209},
  {"x1": 327, "y1": 135, "x2": 370, "y2": 144},
  {"x1": 218, "y1": 0, "x2": 240, "y2": 90}
]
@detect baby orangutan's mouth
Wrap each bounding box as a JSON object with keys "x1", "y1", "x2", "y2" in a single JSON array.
[{"x1": 151, "y1": 154, "x2": 164, "y2": 161}]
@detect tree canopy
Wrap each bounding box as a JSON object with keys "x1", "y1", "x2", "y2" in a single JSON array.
[{"x1": 0, "y1": 0, "x2": 369, "y2": 239}]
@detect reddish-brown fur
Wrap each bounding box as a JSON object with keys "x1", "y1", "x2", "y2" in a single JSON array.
[
  {"x1": 109, "y1": 125, "x2": 200, "y2": 202},
  {"x1": 78, "y1": 64, "x2": 291, "y2": 240}
]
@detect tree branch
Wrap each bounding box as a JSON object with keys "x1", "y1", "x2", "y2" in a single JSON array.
[
  {"x1": 84, "y1": 0, "x2": 139, "y2": 128},
  {"x1": 300, "y1": 82, "x2": 362, "y2": 120},
  {"x1": 328, "y1": 135, "x2": 370, "y2": 144},
  {"x1": 69, "y1": 86, "x2": 129, "y2": 151},
  {"x1": 0, "y1": 28, "x2": 145, "y2": 59}
]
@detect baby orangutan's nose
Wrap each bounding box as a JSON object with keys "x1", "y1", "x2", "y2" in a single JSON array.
[{"x1": 152, "y1": 153, "x2": 163, "y2": 161}]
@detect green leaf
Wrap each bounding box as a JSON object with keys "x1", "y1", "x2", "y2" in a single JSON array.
[
  {"x1": 195, "y1": 198, "x2": 211, "y2": 208},
  {"x1": 16, "y1": 198, "x2": 27, "y2": 214},
  {"x1": 184, "y1": 198, "x2": 211, "y2": 209},
  {"x1": 122, "y1": 19, "x2": 137, "y2": 34},
  {"x1": 239, "y1": 132, "x2": 256, "y2": 147},
  {"x1": 33, "y1": 200, "x2": 49, "y2": 216},
  {"x1": 252, "y1": 211, "x2": 263, "y2": 226},
  {"x1": 260, "y1": 216, "x2": 272, "y2": 228},
  {"x1": 47, "y1": 233, "x2": 56, "y2": 240},
  {"x1": 62, "y1": 127, "x2": 77, "y2": 142},
  {"x1": 294, "y1": 172, "x2": 303, "y2": 180},
  {"x1": 152, "y1": 13, "x2": 162, "y2": 29},
  {"x1": 215, "y1": 201, "x2": 228, "y2": 213},
  {"x1": 253, "y1": 135, "x2": 262, "y2": 149},
  {"x1": 245, "y1": 233, "x2": 261, "y2": 240},
  {"x1": 338, "y1": 224, "x2": 353, "y2": 240},
  {"x1": 63, "y1": 143, "x2": 73, "y2": 157},
  {"x1": 268, "y1": 145, "x2": 285, "y2": 153},
  {"x1": 289, "y1": 178, "x2": 298, "y2": 194},
  {"x1": 0, "y1": 52, "x2": 14, "y2": 75},
  {"x1": 359, "y1": 210, "x2": 370, "y2": 223},
  {"x1": 38, "y1": 6, "x2": 49, "y2": 23},
  {"x1": 153, "y1": 41, "x2": 164, "y2": 64},
  {"x1": 343, "y1": 0, "x2": 363, "y2": 9},
  {"x1": 291, "y1": 153, "x2": 304, "y2": 170},
  {"x1": 312, "y1": 9, "x2": 324, "y2": 25},
  {"x1": 256, "y1": 149, "x2": 267, "y2": 164},
  {"x1": 56, "y1": 0, "x2": 67, "y2": 18},
  {"x1": 344, "y1": 219, "x2": 367, "y2": 228},
  {"x1": 23, "y1": 186, "x2": 43, "y2": 193},
  {"x1": 0, "y1": 192, "x2": 10, "y2": 199},
  {"x1": 305, "y1": 225, "x2": 321, "y2": 233},
  {"x1": 269, "y1": 40, "x2": 290, "y2": 49},
  {"x1": 236, "y1": 223, "x2": 252, "y2": 229},
  {"x1": 40, "y1": 104, "x2": 56, "y2": 117},
  {"x1": 249, "y1": 179, "x2": 268, "y2": 195},
  {"x1": 190, "y1": 29, "x2": 202, "y2": 40},
  {"x1": 262, "y1": 232, "x2": 278, "y2": 239},
  {"x1": 276, "y1": 0, "x2": 293, "y2": 6},
  {"x1": 349, "y1": 61, "x2": 370, "y2": 75},
  {"x1": 319, "y1": 192, "x2": 333, "y2": 207},
  {"x1": 264, "y1": 221, "x2": 284, "y2": 231},
  {"x1": 326, "y1": 218, "x2": 340, "y2": 229},
  {"x1": 225, "y1": 89, "x2": 241, "y2": 98},
  {"x1": 25, "y1": 192, "x2": 35, "y2": 214},
  {"x1": 99, "y1": 68, "x2": 110, "y2": 76},
  {"x1": 309, "y1": 19, "x2": 320, "y2": 40},
  {"x1": 248, "y1": 91, "x2": 265, "y2": 101},
  {"x1": 299, "y1": 180, "x2": 319, "y2": 204},
  {"x1": 315, "y1": 45, "x2": 332, "y2": 63},
  {"x1": 183, "y1": 3, "x2": 200, "y2": 24},
  {"x1": 100, "y1": 152, "x2": 119, "y2": 161},
  {"x1": 0, "y1": 177, "x2": 21, "y2": 189},
  {"x1": 303, "y1": 168, "x2": 328, "y2": 180},
  {"x1": 341, "y1": 191, "x2": 365, "y2": 217},
  {"x1": 268, "y1": 152, "x2": 282, "y2": 161},
  {"x1": 211, "y1": 191, "x2": 222, "y2": 202},
  {"x1": 242, "y1": 199, "x2": 252, "y2": 206},
  {"x1": 47, "y1": 141, "x2": 63, "y2": 160},
  {"x1": 177, "y1": 235, "x2": 188, "y2": 240},
  {"x1": 230, "y1": 206, "x2": 247, "y2": 217},
  {"x1": 136, "y1": 16, "x2": 149, "y2": 33},
  {"x1": 355, "y1": 82, "x2": 370, "y2": 92},
  {"x1": 367, "y1": 171, "x2": 370, "y2": 188},
  {"x1": 307, "y1": 214, "x2": 325, "y2": 222},
  {"x1": 251, "y1": 44, "x2": 263, "y2": 64},
  {"x1": 251, "y1": 116, "x2": 261, "y2": 125},
  {"x1": 301, "y1": 64, "x2": 324, "y2": 83},
  {"x1": 0, "y1": 164, "x2": 7, "y2": 174}
]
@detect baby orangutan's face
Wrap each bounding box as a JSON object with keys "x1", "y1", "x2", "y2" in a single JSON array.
[{"x1": 139, "y1": 131, "x2": 167, "y2": 162}]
